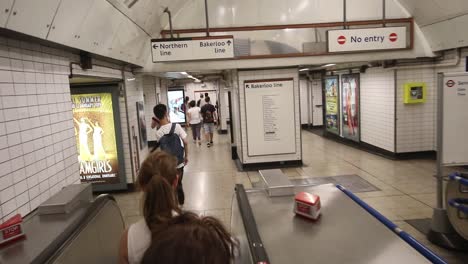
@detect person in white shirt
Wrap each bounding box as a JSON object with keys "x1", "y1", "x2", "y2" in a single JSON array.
[
  {"x1": 119, "y1": 151, "x2": 181, "y2": 264},
  {"x1": 153, "y1": 104, "x2": 188, "y2": 205},
  {"x1": 187, "y1": 100, "x2": 202, "y2": 145}
]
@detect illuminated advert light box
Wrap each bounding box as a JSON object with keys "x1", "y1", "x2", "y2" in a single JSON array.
[{"x1": 403, "y1": 82, "x2": 427, "y2": 104}]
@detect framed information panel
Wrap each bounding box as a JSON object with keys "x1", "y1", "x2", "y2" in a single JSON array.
[
  {"x1": 441, "y1": 73, "x2": 468, "y2": 166},
  {"x1": 244, "y1": 78, "x2": 296, "y2": 156}
]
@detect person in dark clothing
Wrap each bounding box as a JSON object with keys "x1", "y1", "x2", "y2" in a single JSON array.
[{"x1": 200, "y1": 97, "x2": 217, "y2": 147}]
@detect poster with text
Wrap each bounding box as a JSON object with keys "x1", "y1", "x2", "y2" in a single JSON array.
[
  {"x1": 325, "y1": 76, "x2": 339, "y2": 134},
  {"x1": 136, "y1": 101, "x2": 147, "y2": 150},
  {"x1": 341, "y1": 74, "x2": 360, "y2": 142},
  {"x1": 72, "y1": 93, "x2": 121, "y2": 184},
  {"x1": 167, "y1": 89, "x2": 186, "y2": 123},
  {"x1": 244, "y1": 79, "x2": 296, "y2": 156}
]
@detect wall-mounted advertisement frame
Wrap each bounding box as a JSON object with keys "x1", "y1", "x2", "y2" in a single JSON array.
[
  {"x1": 324, "y1": 76, "x2": 340, "y2": 135},
  {"x1": 71, "y1": 85, "x2": 127, "y2": 191},
  {"x1": 167, "y1": 87, "x2": 186, "y2": 124},
  {"x1": 340, "y1": 74, "x2": 360, "y2": 142},
  {"x1": 136, "y1": 101, "x2": 147, "y2": 150}
]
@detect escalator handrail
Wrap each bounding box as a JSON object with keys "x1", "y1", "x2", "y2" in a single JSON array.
[{"x1": 235, "y1": 184, "x2": 270, "y2": 264}]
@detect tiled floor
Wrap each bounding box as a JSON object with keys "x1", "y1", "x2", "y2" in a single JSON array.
[{"x1": 114, "y1": 130, "x2": 468, "y2": 263}]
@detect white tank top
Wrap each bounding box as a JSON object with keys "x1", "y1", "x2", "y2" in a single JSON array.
[
  {"x1": 127, "y1": 211, "x2": 178, "y2": 264},
  {"x1": 127, "y1": 219, "x2": 151, "y2": 264}
]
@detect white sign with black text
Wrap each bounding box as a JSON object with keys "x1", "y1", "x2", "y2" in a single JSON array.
[
  {"x1": 151, "y1": 36, "x2": 234, "y2": 62},
  {"x1": 328, "y1": 27, "x2": 407, "y2": 53},
  {"x1": 244, "y1": 79, "x2": 296, "y2": 156}
]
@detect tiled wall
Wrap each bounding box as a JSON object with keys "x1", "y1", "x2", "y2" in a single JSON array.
[
  {"x1": 237, "y1": 68, "x2": 302, "y2": 164},
  {"x1": 0, "y1": 34, "x2": 151, "y2": 221},
  {"x1": 0, "y1": 38, "x2": 78, "y2": 222},
  {"x1": 121, "y1": 74, "x2": 148, "y2": 183},
  {"x1": 360, "y1": 68, "x2": 396, "y2": 152},
  {"x1": 142, "y1": 76, "x2": 160, "y2": 142},
  {"x1": 395, "y1": 68, "x2": 437, "y2": 153}
]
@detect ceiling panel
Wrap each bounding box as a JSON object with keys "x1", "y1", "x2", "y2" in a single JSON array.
[{"x1": 397, "y1": 0, "x2": 468, "y2": 26}]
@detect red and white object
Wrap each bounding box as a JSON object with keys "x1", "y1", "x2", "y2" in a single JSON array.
[
  {"x1": 328, "y1": 26, "x2": 407, "y2": 53},
  {"x1": 0, "y1": 214, "x2": 25, "y2": 247},
  {"x1": 294, "y1": 192, "x2": 321, "y2": 220}
]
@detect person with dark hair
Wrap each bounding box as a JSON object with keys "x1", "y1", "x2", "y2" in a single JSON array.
[
  {"x1": 197, "y1": 94, "x2": 205, "y2": 108},
  {"x1": 201, "y1": 96, "x2": 217, "y2": 147},
  {"x1": 119, "y1": 151, "x2": 181, "y2": 264},
  {"x1": 152, "y1": 103, "x2": 188, "y2": 205},
  {"x1": 141, "y1": 212, "x2": 237, "y2": 264},
  {"x1": 187, "y1": 100, "x2": 202, "y2": 145}
]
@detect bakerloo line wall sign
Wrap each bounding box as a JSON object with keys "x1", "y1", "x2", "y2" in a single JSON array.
[{"x1": 151, "y1": 35, "x2": 234, "y2": 62}]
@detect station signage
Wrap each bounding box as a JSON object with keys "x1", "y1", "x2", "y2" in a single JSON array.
[
  {"x1": 327, "y1": 27, "x2": 407, "y2": 53},
  {"x1": 151, "y1": 35, "x2": 234, "y2": 62}
]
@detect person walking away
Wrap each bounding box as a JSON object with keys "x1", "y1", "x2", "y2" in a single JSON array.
[
  {"x1": 119, "y1": 151, "x2": 181, "y2": 264},
  {"x1": 187, "y1": 100, "x2": 202, "y2": 145},
  {"x1": 200, "y1": 97, "x2": 217, "y2": 147},
  {"x1": 197, "y1": 94, "x2": 205, "y2": 107},
  {"x1": 153, "y1": 104, "x2": 188, "y2": 205}
]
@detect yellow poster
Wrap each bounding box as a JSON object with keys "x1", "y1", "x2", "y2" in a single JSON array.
[{"x1": 72, "y1": 93, "x2": 120, "y2": 184}]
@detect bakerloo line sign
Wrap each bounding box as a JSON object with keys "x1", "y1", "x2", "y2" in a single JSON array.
[
  {"x1": 327, "y1": 26, "x2": 407, "y2": 53},
  {"x1": 151, "y1": 35, "x2": 234, "y2": 62}
]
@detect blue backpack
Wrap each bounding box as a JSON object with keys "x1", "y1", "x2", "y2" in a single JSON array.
[{"x1": 156, "y1": 123, "x2": 184, "y2": 165}]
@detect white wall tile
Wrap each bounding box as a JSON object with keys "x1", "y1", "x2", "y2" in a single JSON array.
[{"x1": 360, "y1": 68, "x2": 395, "y2": 152}]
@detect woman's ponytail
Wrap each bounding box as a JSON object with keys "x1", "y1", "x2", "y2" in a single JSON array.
[
  {"x1": 142, "y1": 174, "x2": 179, "y2": 237},
  {"x1": 137, "y1": 151, "x2": 180, "y2": 236}
]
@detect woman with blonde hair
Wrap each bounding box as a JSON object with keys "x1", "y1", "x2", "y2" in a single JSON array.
[{"x1": 119, "y1": 151, "x2": 181, "y2": 264}]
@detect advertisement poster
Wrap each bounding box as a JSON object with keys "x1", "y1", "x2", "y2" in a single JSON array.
[
  {"x1": 341, "y1": 74, "x2": 360, "y2": 142},
  {"x1": 136, "y1": 101, "x2": 147, "y2": 150},
  {"x1": 324, "y1": 76, "x2": 339, "y2": 134},
  {"x1": 72, "y1": 92, "x2": 121, "y2": 185},
  {"x1": 167, "y1": 89, "x2": 186, "y2": 123}
]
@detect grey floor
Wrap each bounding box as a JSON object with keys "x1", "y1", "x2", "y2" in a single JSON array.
[{"x1": 114, "y1": 130, "x2": 467, "y2": 263}]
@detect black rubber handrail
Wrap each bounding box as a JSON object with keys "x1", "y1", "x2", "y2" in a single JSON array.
[{"x1": 235, "y1": 184, "x2": 270, "y2": 264}]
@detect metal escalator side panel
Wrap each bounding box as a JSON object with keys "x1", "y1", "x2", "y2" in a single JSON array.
[{"x1": 46, "y1": 194, "x2": 125, "y2": 264}]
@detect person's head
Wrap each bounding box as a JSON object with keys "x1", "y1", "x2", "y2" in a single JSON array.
[
  {"x1": 204, "y1": 92, "x2": 208, "y2": 97},
  {"x1": 137, "y1": 151, "x2": 180, "y2": 236},
  {"x1": 153, "y1": 104, "x2": 168, "y2": 121},
  {"x1": 141, "y1": 212, "x2": 237, "y2": 264},
  {"x1": 205, "y1": 96, "x2": 210, "y2": 103},
  {"x1": 189, "y1": 100, "x2": 196, "y2": 108},
  {"x1": 185, "y1": 96, "x2": 189, "y2": 102},
  {"x1": 200, "y1": 94, "x2": 204, "y2": 98}
]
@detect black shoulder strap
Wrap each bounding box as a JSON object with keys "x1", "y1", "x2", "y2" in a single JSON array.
[{"x1": 169, "y1": 123, "x2": 176, "y2": 135}]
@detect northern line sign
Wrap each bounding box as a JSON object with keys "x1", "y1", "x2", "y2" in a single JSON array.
[
  {"x1": 327, "y1": 27, "x2": 407, "y2": 53},
  {"x1": 151, "y1": 35, "x2": 234, "y2": 62}
]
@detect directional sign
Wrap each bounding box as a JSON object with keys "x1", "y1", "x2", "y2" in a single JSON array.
[
  {"x1": 151, "y1": 36, "x2": 234, "y2": 62},
  {"x1": 328, "y1": 27, "x2": 407, "y2": 53}
]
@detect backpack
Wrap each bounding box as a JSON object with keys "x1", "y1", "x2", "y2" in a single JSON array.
[
  {"x1": 202, "y1": 105, "x2": 214, "y2": 123},
  {"x1": 154, "y1": 123, "x2": 184, "y2": 165}
]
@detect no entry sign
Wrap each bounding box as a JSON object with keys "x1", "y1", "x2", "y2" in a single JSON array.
[{"x1": 328, "y1": 27, "x2": 407, "y2": 53}]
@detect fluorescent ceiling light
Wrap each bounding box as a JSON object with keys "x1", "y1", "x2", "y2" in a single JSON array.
[
  {"x1": 322, "y1": 64, "x2": 336, "y2": 67},
  {"x1": 299, "y1": 68, "x2": 309, "y2": 72},
  {"x1": 180, "y1": 72, "x2": 188, "y2": 75},
  {"x1": 194, "y1": 79, "x2": 201, "y2": 83},
  {"x1": 126, "y1": 77, "x2": 136, "y2": 81}
]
